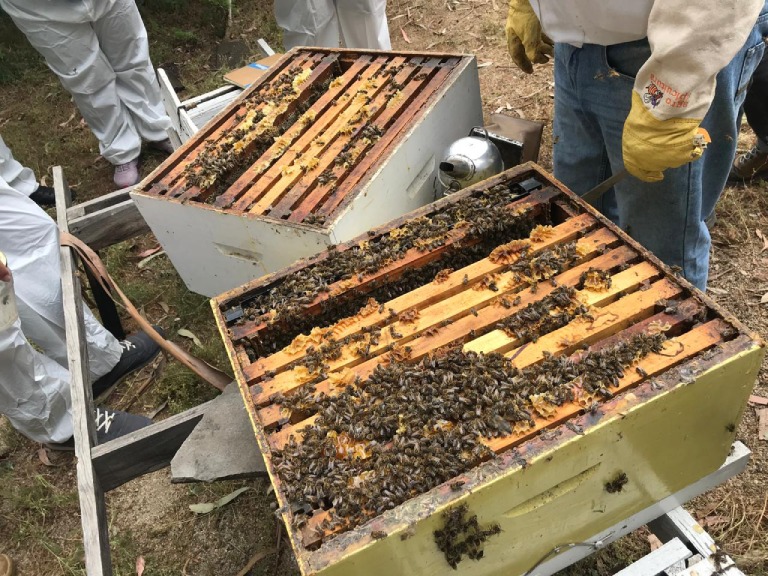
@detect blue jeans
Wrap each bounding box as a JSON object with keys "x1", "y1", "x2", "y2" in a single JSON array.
[{"x1": 553, "y1": 6, "x2": 768, "y2": 290}]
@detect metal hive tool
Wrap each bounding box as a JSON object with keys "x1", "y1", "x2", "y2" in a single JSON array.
[{"x1": 211, "y1": 163, "x2": 764, "y2": 576}]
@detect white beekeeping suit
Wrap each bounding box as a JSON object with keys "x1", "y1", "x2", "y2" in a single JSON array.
[
  {"x1": 0, "y1": 135, "x2": 38, "y2": 197},
  {"x1": 0, "y1": 0, "x2": 172, "y2": 169},
  {"x1": 0, "y1": 177, "x2": 123, "y2": 443},
  {"x1": 275, "y1": 0, "x2": 391, "y2": 51}
]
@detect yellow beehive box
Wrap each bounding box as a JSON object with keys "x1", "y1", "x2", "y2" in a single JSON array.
[{"x1": 212, "y1": 163, "x2": 763, "y2": 576}]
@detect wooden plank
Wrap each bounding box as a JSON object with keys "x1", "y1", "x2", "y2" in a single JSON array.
[
  {"x1": 311, "y1": 59, "x2": 457, "y2": 220},
  {"x1": 648, "y1": 506, "x2": 717, "y2": 559},
  {"x1": 613, "y1": 538, "x2": 691, "y2": 576},
  {"x1": 174, "y1": 53, "x2": 332, "y2": 201},
  {"x1": 91, "y1": 400, "x2": 212, "y2": 492},
  {"x1": 159, "y1": 52, "x2": 319, "y2": 196},
  {"x1": 247, "y1": 213, "x2": 600, "y2": 384},
  {"x1": 464, "y1": 274, "x2": 673, "y2": 357},
  {"x1": 232, "y1": 186, "x2": 559, "y2": 346},
  {"x1": 244, "y1": 56, "x2": 394, "y2": 216},
  {"x1": 214, "y1": 54, "x2": 377, "y2": 209},
  {"x1": 68, "y1": 198, "x2": 149, "y2": 250},
  {"x1": 282, "y1": 57, "x2": 441, "y2": 221},
  {"x1": 66, "y1": 187, "x2": 133, "y2": 218},
  {"x1": 54, "y1": 166, "x2": 113, "y2": 575},
  {"x1": 255, "y1": 244, "x2": 638, "y2": 428}
]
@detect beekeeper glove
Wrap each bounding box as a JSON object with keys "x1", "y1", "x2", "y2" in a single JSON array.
[
  {"x1": 622, "y1": 92, "x2": 710, "y2": 182},
  {"x1": 505, "y1": 0, "x2": 553, "y2": 74}
]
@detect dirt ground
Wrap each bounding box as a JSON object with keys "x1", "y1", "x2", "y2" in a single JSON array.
[{"x1": 0, "y1": 1, "x2": 766, "y2": 574}]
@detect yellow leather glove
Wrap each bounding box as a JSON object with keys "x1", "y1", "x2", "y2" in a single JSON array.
[
  {"x1": 622, "y1": 92, "x2": 710, "y2": 182},
  {"x1": 505, "y1": 0, "x2": 553, "y2": 74}
]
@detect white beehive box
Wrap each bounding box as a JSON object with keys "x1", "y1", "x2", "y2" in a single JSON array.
[{"x1": 134, "y1": 48, "x2": 483, "y2": 297}]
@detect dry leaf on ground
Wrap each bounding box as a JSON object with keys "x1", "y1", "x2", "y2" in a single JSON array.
[
  {"x1": 189, "y1": 487, "x2": 251, "y2": 514},
  {"x1": 136, "y1": 556, "x2": 146, "y2": 576},
  {"x1": 138, "y1": 250, "x2": 166, "y2": 269},
  {"x1": 749, "y1": 395, "x2": 768, "y2": 406},
  {"x1": 177, "y1": 328, "x2": 203, "y2": 348},
  {"x1": 137, "y1": 246, "x2": 162, "y2": 258},
  {"x1": 758, "y1": 408, "x2": 768, "y2": 441}
]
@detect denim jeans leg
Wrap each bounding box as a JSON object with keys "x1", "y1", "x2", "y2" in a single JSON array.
[
  {"x1": 553, "y1": 9, "x2": 768, "y2": 292},
  {"x1": 553, "y1": 40, "x2": 706, "y2": 288},
  {"x1": 701, "y1": 9, "x2": 767, "y2": 221},
  {"x1": 553, "y1": 43, "x2": 619, "y2": 224}
]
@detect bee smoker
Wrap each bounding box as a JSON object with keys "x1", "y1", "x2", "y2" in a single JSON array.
[{"x1": 437, "y1": 127, "x2": 504, "y2": 197}]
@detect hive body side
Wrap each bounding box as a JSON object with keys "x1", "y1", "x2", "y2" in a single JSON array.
[
  {"x1": 328, "y1": 57, "x2": 483, "y2": 243},
  {"x1": 303, "y1": 342, "x2": 763, "y2": 576},
  {"x1": 130, "y1": 192, "x2": 331, "y2": 297}
]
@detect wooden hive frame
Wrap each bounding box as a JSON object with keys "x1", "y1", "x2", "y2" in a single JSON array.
[
  {"x1": 135, "y1": 48, "x2": 469, "y2": 227},
  {"x1": 212, "y1": 163, "x2": 764, "y2": 576}
]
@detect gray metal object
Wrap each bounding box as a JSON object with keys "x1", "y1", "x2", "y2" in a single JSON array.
[
  {"x1": 580, "y1": 168, "x2": 629, "y2": 204},
  {"x1": 438, "y1": 127, "x2": 504, "y2": 195}
]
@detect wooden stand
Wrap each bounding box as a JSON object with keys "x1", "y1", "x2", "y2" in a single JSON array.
[{"x1": 55, "y1": 168, "x2": 217, "y2": 573}]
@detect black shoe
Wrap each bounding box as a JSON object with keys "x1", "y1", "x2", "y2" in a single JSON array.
[
  {"x1": 728, "y1": 145, "x2": 768, "y2": 182},
  {"x1": 45, "y1": 407, "x2": 152, "y2": 451},
  {"x1": 29, "y1": 185, "x2": 77, "y2": 207},
  {"x1": 92, "y1": 327, "x2": 164, "y2": 398}
]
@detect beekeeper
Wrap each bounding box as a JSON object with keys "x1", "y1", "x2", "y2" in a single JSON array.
[
  {"x1": 505, "y1": 0, "x2": 768, "y2": 290},
  {"x1": 0, "y1": 0, "x2": 174, "y2": 189},
  {"x1": 0, "y1": 134, "x2": 66, "y2": 207},
  {"x1": 275, "y1": 0, "x2": 391, "y2": 51},
  {"x1": 0, "y1": 178, "x2": 158, "y2": 446}
]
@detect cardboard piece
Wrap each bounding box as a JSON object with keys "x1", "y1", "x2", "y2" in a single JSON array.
[{"x1": 223, "y1": 53, "x2": 284, "y2": 89}]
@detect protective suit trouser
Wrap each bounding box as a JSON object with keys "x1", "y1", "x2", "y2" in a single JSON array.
[
  {"x1": 275, "y1": 0, "x2": 391, "y2": 50},
  {"x1": 0, "y1": 185, "x2": 122, "y2": 443},
  {"x1": 0, "y1": 135, "x2": 38, "y2": 196},
  {"x1": 0, "y1": 0, "x2": 172, "y2": 165}
]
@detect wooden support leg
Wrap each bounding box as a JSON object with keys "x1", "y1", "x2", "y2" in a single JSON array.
[{"x1": 54, "y1": 166, "x2": 113, "y2": 575}]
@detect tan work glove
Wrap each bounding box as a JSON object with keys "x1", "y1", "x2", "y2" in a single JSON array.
[
  {"x1": 622, "y1": 92, "x2": 711, "y2": 182},
  {"x1": 505, "y1": 0, "x2": 553, "y2": 74}
]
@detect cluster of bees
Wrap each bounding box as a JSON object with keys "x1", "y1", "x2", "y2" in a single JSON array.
[
  {"x1": 183, "y1": 65, "x2": 317, "y2": 193},
  {"x1": 271, "y1": 331, "x2": 667, "y2": 543},
  {"x1": 497, "y1": 285, "x2": 592, "y2": 342},
  {"x1": 434, "y1": 504, "x2": 502, "y2": 569},
  {"x1": 236, "y1": 180, "x2": 544, "y2": 356},
  {"x1": 178, "y1": 56, "x2": 430, "y2": 208}
]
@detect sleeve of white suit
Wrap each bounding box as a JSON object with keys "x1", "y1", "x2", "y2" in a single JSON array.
[{"x1": 634, "y1": 0, "x2": 763, "y2": 121}]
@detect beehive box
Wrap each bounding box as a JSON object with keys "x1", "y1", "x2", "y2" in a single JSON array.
[
  {"x1": 133, "y1": 48, "x2": 482, "y2": 297},
  {"x1": 211, "y1": 164, "x2": 764, "y2": 576}
]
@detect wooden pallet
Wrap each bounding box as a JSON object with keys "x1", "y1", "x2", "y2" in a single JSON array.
[
  {"x1": 137, "y1": 49, "x2": 468, "y2": 226},
  {"x1": 212, "y1": 164, "x2": 764, "y2": 576}
]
